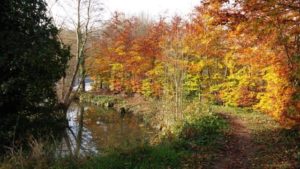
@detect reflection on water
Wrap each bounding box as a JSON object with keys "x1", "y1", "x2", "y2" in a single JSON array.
[{"x1": 56, "y1": 102, "x2": 153, "y2": 157}]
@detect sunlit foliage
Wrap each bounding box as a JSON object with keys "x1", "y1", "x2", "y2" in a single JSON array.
[{"x1": 87, "y1": 0, "x2": 300, "y2": 126}]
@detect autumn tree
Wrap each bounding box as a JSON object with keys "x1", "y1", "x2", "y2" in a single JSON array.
[
  {"x1": 86, "y1": 0, "x2": 300, "y2": 126},
  {"x1": 48, "y1": 0, "x2": 102, "y2": 105},
  {"x1": 185, "y1": 4, "x2": 228, "y2": 102},
  {"x1": 88, "y1": 13, "x2": 161, "y2": 94},
  {"x1": 202, "y1": 0, "x2": 300, "y2": 124},
  {"x1": 159, "y1": 16, "x2": 189, "y2": 120}
]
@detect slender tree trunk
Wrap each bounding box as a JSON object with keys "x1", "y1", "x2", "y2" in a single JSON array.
[
  {"x1": 63, "y1": 60, "x2": 80, "y2": 105},
  {"x1": 79, "y1": 56, "x2": 86, "y2": 92}
]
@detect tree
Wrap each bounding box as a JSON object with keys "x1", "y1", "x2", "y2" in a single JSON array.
[
  {"x1": 48, "y1": 0, "x2": 102, "y2": 104},
  {"x1": 88, "y1": 13, "x2": 160, "y2": 94},
  {"x1": 203, "y1": 0, "x2": 300, "y2": 124},
  {"x1": 157, "y1": 16, "x2": 190, "y2": 120},
  {"x1": 0, "y1": 0, "x2": 70, "y2": 147}
]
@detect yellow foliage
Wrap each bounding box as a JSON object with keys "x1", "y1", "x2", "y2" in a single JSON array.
[{"x1": 255, "y1": 67, "x2": 292, "y2": 120}]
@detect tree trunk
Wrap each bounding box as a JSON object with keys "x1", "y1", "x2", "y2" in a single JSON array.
[{"x1": 79, "y1": 56, "x2": 86, "y2": 92}]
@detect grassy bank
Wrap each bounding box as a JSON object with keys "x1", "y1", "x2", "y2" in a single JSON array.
[
  {"x1": 3, "y1": 96, "x2": 299, "y2": 169},
  {"x1": 2, "y1": 93, "x2": 299, "y2": 169},
  {"x1": 0, "y1": 112, "x2": 228, "y2": 169},
  {"x1": 79, "y1": 93, "x2": 122, "y2": 108}
]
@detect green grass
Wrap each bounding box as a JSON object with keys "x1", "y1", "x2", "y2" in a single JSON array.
[
  {"x1": 175, "y1": 114, "x2": 229, "y2": 169},
  {"x1": 50, "y1": 144, "x2": 181, "y2": 169},
  {"x1": 1, "y1": 112, "x2": 229, "y2": 169},
  {"x1": 179, "y1": 114, "x2": 228, "y2": 146},
  {"x1": 79, "y1": 93, "x2": 122, "y2": 107}
]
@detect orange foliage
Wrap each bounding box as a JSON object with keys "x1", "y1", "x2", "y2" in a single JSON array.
[{"x1": 87, "y1": 0, "x2": 300, "y2": 125}]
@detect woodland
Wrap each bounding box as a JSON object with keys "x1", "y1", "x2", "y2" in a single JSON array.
[{"x1": 0, "y1": 0, "x2": 300, "y2": 169}]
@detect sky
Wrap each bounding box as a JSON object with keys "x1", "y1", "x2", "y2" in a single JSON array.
[
  {"x1": 47, "y1": 0, "x2": 202, "y2": 26},
  {"x1": 102, "y1": 0, "x2": 201, "y2": 19}
]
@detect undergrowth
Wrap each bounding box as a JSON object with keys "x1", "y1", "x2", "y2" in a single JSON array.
[
  {"x1": 79, "y1": 93, "x2": 122, "y2": 107},
  {"x1": 0, "y1": 109, "x2": 228, "y2": 169}
]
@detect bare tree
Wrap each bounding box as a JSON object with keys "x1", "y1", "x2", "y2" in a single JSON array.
[{"x1": 47, "y1": 0, "x2": 102, "y2": 106}]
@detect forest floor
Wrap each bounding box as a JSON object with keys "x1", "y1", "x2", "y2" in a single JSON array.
[
  {"x1": 213, "y1": 112, "x2": 253, "y2": 169},
  {"x1": 212, "y1": 106, "x2": 300, "y2": 169}
]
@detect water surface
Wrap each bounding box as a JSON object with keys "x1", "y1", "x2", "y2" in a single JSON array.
[{"x1": 56, "y1": 102, "x2": 153, "y2": 156}]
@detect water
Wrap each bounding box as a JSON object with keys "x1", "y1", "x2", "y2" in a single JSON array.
[{"x1": 56, "y1": 102, "x2": 153, "y2": 157}]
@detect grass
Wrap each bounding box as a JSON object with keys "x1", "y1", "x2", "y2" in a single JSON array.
[
  {"x1": 2, "y1": 102, "x2": 299, "y2": 169},
  {"x1": 179, "y1": 115, "x2": 228, "y2": 146},
  {"x1": 0, "y1": 111, "x2": 229, "y2": 169},
  {"x1": 52, "y1": 144, "x2": 181, "y2": 169},
  {"x1": 79, "y1": 93, "x2": 122, "y2": 107},
  {"x1": 212, "y1": 105, "x2": 300, "y2": 169},
  {"x1": 175, "y1": 114, "x2": 229, "y2": 169}
]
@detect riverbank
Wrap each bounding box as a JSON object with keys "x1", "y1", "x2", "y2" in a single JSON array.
[
  {"x1": 2, "y1": 93, "x2": 299, "y2": 169},
  {"x1": 79, "y1": 93, "x2": 161, "y2": 132},
  {"x1": 0, "y1": 112, "x2": 229, "y2": 169}
]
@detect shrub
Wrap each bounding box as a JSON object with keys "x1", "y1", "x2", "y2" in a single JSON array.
[{"x1": 179, "y1": 114, "x2": 228, "y2": 145}]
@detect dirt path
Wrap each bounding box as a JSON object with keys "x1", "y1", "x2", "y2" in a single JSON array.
[{"x1": 214, "y1": 113, "x2": 253, "y2": 169}]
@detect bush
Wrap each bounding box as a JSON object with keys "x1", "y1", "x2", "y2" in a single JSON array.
[{"x1": 179, "y1": 114, "x2": 228, "y2": 145}]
